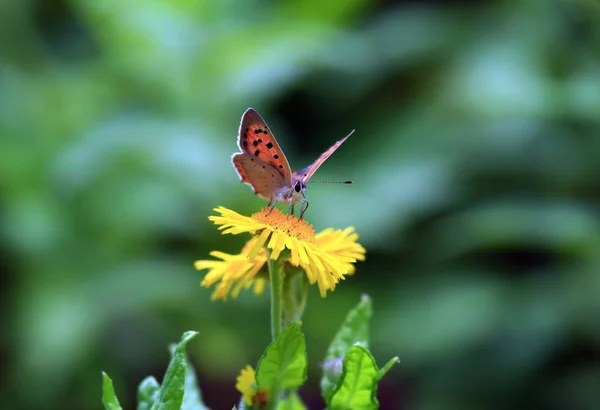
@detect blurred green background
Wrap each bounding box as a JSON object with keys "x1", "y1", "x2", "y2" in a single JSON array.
[{"x1": 1, "y1": 0, "x2": 600, "y2": 409}]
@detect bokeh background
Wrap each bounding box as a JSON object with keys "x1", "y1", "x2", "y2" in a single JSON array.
[{"x1": 1, "y1": 0, "x2": 600, "y2": 409}]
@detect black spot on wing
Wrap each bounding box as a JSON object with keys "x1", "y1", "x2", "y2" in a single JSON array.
[
  {"x1": 254, "y1": 149, "x2": 260, "y2": 156},
  {"x1": 266, "y1": 142, "x2": 273, "y2": 149}
]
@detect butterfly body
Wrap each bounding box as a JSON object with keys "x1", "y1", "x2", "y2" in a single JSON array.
[{"x1": 231, "y1": 108, "x2": 352, "y2": 218}]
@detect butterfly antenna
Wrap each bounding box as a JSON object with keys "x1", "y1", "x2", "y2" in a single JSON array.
[
  {"x1": 308, "y1": 180, "x2": 353, "y2": 184},
  {"x1": 306, "y1": 129, "x2": 355, "y2": 185}
]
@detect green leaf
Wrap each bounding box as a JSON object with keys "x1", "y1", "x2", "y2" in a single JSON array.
[
  {"x1": 102, "y1": 372, "x2": 123, "y2": 410},
  {"x1": 150, "y1": 331, "x2": 199, "y2": 410},
  {"x1": 256, "y1": 322, "x2": 307, "y2": 391},
  {"x1": 321, "y1": 295, "x2": 372, "y2": 401},
  {"x1": 324, "y1": 294, "x2": 372, "y2": 360},
  {"x1": 328, "y1": 346, "x2": 379, "y2": 410},
  {"x1": 137, "y1": 376, "x2": 160, "y2": 410},
  {"x1": 277, "y1": 392, "x2": 307, "y2": 410},
  {"x1": 379, "y1": 356, "x2": 400, "y2": 379},
  {"x1": 182, "y1": 354, "x2": 211, "y2": 410},
  {"x1": 166, "y1": 343, "x2": 210, "y2": 410}
]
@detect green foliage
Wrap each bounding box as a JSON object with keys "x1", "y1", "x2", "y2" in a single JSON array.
[
  {"x1": 321, "y1": 296, "x2": 398, "y2": 409},
  {"x1": 320, "y1": 295, "x2": 372, "y2": 401},
  {"x1": 101, "y1": 304, "x2": 396, "y2": 410},
  {"x1": 107, "y1": 331, "x2": 207, "y2": 410},
  {"x1": 181, "y1": 349, "x2": 211, "y2": 410},
  {"x1": 150, "y1": 331, "x2": 200, "y2": 410},
  {"x1": 137, "y1": 377, "x2": 160, "y2": 410},
  {"x1": 102, "y1": 372, "x2": 123, "y2": 410},
  {"x1": 167, "y1": 342, "x2": 210, "y2": 410},
  {"x1": 277, "y1": 392, "x2": 307, "y2": 410},
  {"x1": 256, "y1": 322, "x2": 308, "y2": 394},
  {"x1": 379, "y1": 356, "x2": 400, "y2": 379},
  {"x1": 328, "y1": 346, "x2": 380, "y2": 410}
]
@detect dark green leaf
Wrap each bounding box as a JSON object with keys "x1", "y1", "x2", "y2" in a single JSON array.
[
  {"x1": 102, "y1": 372, "x2": 123, "y2": 410},
  {"x1": 182, "y1": 356, "x2": 210, "y2": 410},
  {"x1": 166, "y1": 344, "x2": 210, "y2": 410},
  {"x1": 150, "y1": 331, "x2": 199, "y2": 410},
  {"x1": 137, "y1": 376, "x2": 160, "y2": 410},
  {"x1": 328, "y1": 346, "x2": 379, "y2": 410},
  {"x1": 320, "y1": 295, "x2": 372, "y2": 401},
  {"x1": 256, "y1": 322, "x2": 307, "y2": 391}
]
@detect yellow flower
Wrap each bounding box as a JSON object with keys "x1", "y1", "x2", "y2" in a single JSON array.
[
  {"x1": 235, "y1": 365, "x2": 259, "y2": 405},
  {"x1": 194, "y1": 207, "x2": 366, "y2": 299},
  {"x1": 194, "y1": 238, "x2": 267, "y2": 301},
  {"x1": 315, "y1": 227, "x2": 366, "y2": 276}
]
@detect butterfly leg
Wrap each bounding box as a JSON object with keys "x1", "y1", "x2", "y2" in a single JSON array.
[
  {"x1": 266, "y1": 197, "x2": 277, "y2": 215},
  {"x1": 299, "y1": 196, "x2": 309, "y2": 220}
]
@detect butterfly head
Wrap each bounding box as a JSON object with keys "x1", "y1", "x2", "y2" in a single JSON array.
[
  {"x1": 288, "y1": 176, "x2": 308, "y2": 203},
  {"x1": 286, "y1": 174, "x2": 353, "y2": 203},
  {"x1": 294, "y1": 180, "x2": 306, "y2": 193}
]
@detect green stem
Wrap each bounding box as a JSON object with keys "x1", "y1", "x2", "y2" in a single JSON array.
[
  {"x1": 267, "y1": 251, "x2": 283, "y2": 340},
  {"x1": 266, "y1": 252, "x2": 284, "y2": 410},
  {"x1": 282, "y1": 269, "x2": 309, "y2": 328}
]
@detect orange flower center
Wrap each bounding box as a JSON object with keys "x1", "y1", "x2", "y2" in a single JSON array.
[{"x1": 251, "y1": 208, "x2": 315, "y2": 242}]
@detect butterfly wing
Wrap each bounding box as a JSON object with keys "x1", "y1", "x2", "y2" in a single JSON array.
[
  {"x1": 237, "y1": 108, "x2": 292, "y2": 186},
  {"x1": 292, "y1": 131, "x2": 354, "y2": 183},
  {"x1": 232, "y1": 153, "x2": 287, "y2": 200}
]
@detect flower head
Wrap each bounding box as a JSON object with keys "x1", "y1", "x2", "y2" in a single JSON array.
[
  {"x1": 195, "y1": 207, "x2": 365, "y2": 299},
  {"x1": 235, "y1": 365, "x2": 260, "y2": 405}
]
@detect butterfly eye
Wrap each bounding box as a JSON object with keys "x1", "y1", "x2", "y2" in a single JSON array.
[{"x1": 294, "y1": 182, "x2": 302, "y2": 193}]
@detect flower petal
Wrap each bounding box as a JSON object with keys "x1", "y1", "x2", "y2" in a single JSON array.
[{"x1": 196, "y1": 206, "x2": 366, "y2": 300}]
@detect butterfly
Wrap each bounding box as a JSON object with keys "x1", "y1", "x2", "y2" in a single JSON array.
[{"x1": 231, "y1": 108, "x2": 353, "y2": 219}]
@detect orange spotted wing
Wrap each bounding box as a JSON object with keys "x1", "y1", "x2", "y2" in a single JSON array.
[
  {"x1": 232, "y1": 108, "x2": 293, "y2": 200},
  {"x1": 236, "y1": 108, "x2": 292, "y2": 185}
]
